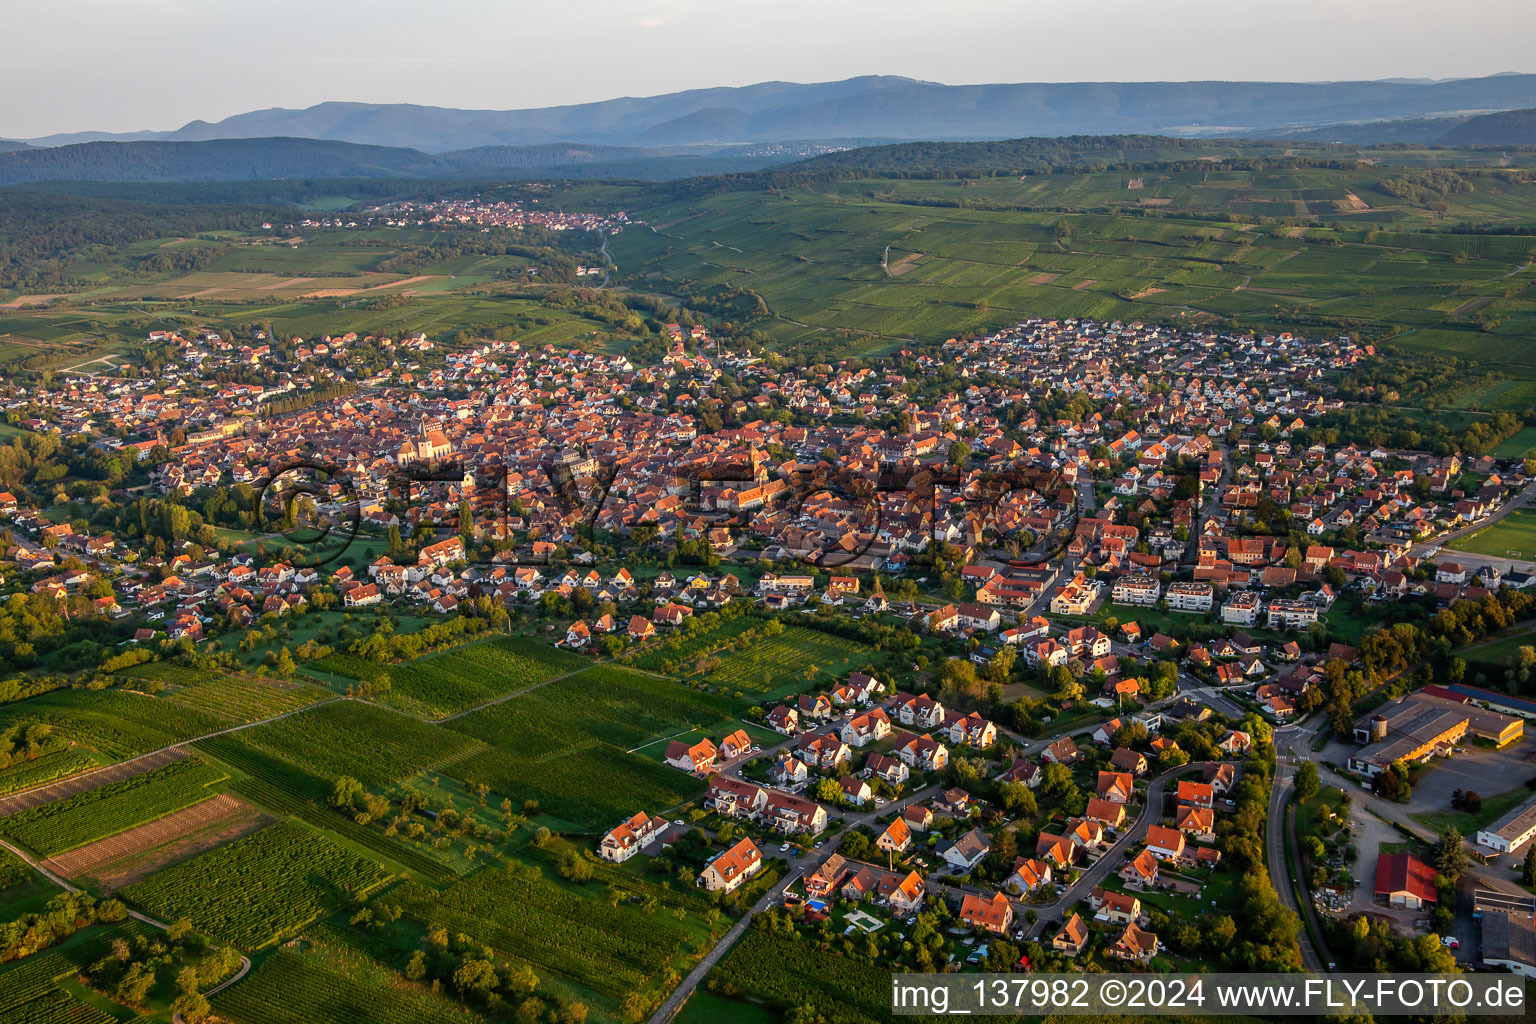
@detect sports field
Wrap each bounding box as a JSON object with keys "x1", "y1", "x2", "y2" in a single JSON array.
[{"x1": 1448, "y1": 508, "x2": 1536, "y2": 560}]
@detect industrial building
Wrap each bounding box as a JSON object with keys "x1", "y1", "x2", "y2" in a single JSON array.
[{"x1": 1347, "y1": 690, "x2": 1522, "y2": 777}]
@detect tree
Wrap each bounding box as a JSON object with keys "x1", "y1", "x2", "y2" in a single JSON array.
[
  {"x1": 815, "y1": 777, "x2": 843, "y2": 804},
  {"x1": 1294, "y1": 761, "x2": 1320, "y2": 802},
  {"x1": 1435, "y1": 828, "x2": 1469, "y2": 880},
  {"x1": 172, "y1": 992, "x2": 212, "y2": 1023},
  {"x1": 1523, "y1": 846, "x2": 1536, "y2": 887}
]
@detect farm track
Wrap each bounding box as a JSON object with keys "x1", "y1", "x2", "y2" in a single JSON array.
[{"x1": 43, "y1": 793, "x2": 246, "y2": 878}]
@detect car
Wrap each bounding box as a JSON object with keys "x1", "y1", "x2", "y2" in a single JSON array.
[
  {"x1": 1442, "y1": 936, "x2": 1460, "y2": 949},
  {"x1": 780, "y1": 843, "x2": 791, "y2": 853},
  {"x1": 814, "y1": 841, "x2": 824, "y2": 849},
  {"x1": 673, "y1": 819, "x2": 684, "y2": 825}
]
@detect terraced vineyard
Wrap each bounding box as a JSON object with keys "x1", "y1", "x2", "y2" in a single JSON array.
[
  {"x1": 230, "y1": 699, "x2": 481, "y2": 788},
  {"x1": 702, "y1": 625, "x2": 869, "y2": 694},
  {"x1": 376, "y1": 635, "x2": 586, "y2": 719},
  {"x1": 0, "y1": 755, "x2": 227, "y2": 856},
  {"x1": 442, "y1": 666, "x2": 736, "y2": 827},
  {"x1": 120, "y1": 820, "x2": 391, "y2": 949},
  {"x1": 0, "y1": 690, "x2": 231, "y2": 760}
]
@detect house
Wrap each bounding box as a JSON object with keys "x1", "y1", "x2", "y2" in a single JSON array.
[
  {"x1": 698, "y1": 838, "x2": 763, "y2": 893},
  {"x1": 1119, "y1": 849, "x2": 1160, "y2": 887},
  {"x1": 866, "y1": 753, "x2": 909, "y2": 785},
  {"x1": 599, "y1": 811, "x2": 668, "y2": 862},
  {"x1": 719, "y1": 729, "x2": 753, "y2": 760},
  {"x1": 838, "y1": 775, "x2": 874, "y2": 806},
  {"x1": 1091, "y1": 887, "x2": 1142, "y2": 924},
  {"x1": 798, "y1": 733, "x2": 852, "y2": 772},
  {"x1": 1177, "y1": 780, "x2": 1215, "y2": 808},
  {"x1": 1084, "y1": 797, "x2": 1127, "y2": 829},
  {"x1": 1109, "y1": 747, "x2": 1148, "y2": 776},
  {"x1": 770, "y1": 754, "x2": 809, "y2": 786},
  {"x1": 1374, "y1": 851, "x2": 1438, "y2": 909},
  {"x1": 1036, "y1": 833, "x2": 1077, "y2": 869},
  {"x1": 1217, "y1": 730, "x2": 1252, "y2": 756},
  {"x1": 1097, "y1": 771, "x2": 1135, "y2": 804},
  {"x1": 1108, "y1": 921, "x2": 1160, "y2": 963},
  {"x1": 938, "y1": 827, "x2": 991, "y2": 871},
  {"x1": 766, "y1": 706, "x2": 800, "y2": 736},
  {"x1": 944, "y1": 711, "x2": 997, "y2": 749},
  {"x1": 1041, "y1": 736, "x2": 1079, "y2": 765},
  {"x1": 344, "y1": 583, "x2": 382, "y2": 608},
  {"x1": 1145, "y1": 825, "x2": 1187, "y2": 861},
  {"x1": 841, "y1": 709, "x2": 892, "y2": 747},
  {"x1": 1176, "y1": 805, "x2": 1216, "y2": 842},
  {"x1": 1052, "y1": 913, "x2": 1089, "y2": 956},
  {"x1": 957, "y1": 603, "x2": 1002, "y2": 632},
  {"x1": 959, "y1": 891, "x2": 1014, "y2": 935},
  {"x1": 665, "y1": 738, "x2": 719, "y2": 773},
  {"x1": 627, "y1": 615, "x2": 656, "y2": 641},
  {"x1": 888, "y1": 871, "x2": 927, "y2": 915},
  {"x1": 896, "y1": 694, "x2": 946, "y2": 729},
  {"x1": 902, "y1": 804, "x2": 935, "y2": 833},
  {"x1": 805, "y1": 854, "x2": 849, "y2": 898},
  {"x1": 895, "y1": 733, "x2": 949, "y2": 772},
  {"x1": 877, "y1": 817, "x2": 913, "y2": 854},
  {"x1": 1005, "y1": 856, "x2": 1053, "y2": 896},
  {"x1": 764, "y1": 790, "x2": 828, "y2": 834}
]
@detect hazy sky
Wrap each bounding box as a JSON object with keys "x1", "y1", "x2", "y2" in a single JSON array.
[{"x1": 5, "y1": 0, "x2": 1533, "y2": 138}]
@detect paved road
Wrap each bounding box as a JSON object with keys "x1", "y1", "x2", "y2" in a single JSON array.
[
  {"x1": 1024, "y1": 761, "x2": 1210, "y2": 937},
  {"x1": 1269, "y1": 725, "x2": 1328, "y2": 971}
]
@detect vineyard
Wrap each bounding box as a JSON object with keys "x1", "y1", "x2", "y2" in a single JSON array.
[
  {"x1": 392, "y1": 859, "x2": 701, "y2": 1000},
  {"x1": 119, "y1": 820, "x2": 391, "y2": 949},
  {"x1": 212, "y1": 949, "x2": 482, "y2": 1024},
  {"x1": 231, "y1": 700, "x2": 481, "y2": 788},
  {"x1": 702, "y1": 626, "x2": 869, "y2": 695},
  {"x1": 0, "y1": 756, "x2": 228, "y2": 857},
  {"x1": 0, "y1": 922, "x2": 151, "y2": 1022},
  {"x1": 377, "y1": 635, "x2": 586, "y2": 719},
  {"x1": 441, "y1": 666, "x2": 736, "y2": 827},
  {"x1": 162, "y1": 674, "x2": 331, "y2": 722},
  {"x1": 627, "y1": 616, "x2": 759, "y2": 672},
  {"x1": 194, "y1": 734, "x2": 457, "y2": 884},
  {"x1": 0, "y1": 750, "x2": 98, "y2": 797},
  {"x1": 706, "y1": 927, "x2": 889, "y2": 1024},
  {"x1": 0, "y1": 690, "x2": 231, "y2": 760}
]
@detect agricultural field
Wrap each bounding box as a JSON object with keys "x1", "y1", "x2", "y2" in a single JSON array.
[
  {"x1": 702, "y1": 625, "x2": 870, "y2": 696},
  {"x1": 0, "y1": 755, "x2": 227, "y2": 857},
  {"x1": 392, "y1": 844, "x2": 715, "y2": 1007},
  {"x1": 0, "y1": 749, "x2": 100, "y2": 797},
  {"x1": 704, "y1": 926, "x2": 890, "y2": 1024},
  {"x1": 627, "y1": 615, "x2": 760, "y2": 672},
  {"x1": 374, "y1": 634, "x2": 587, "y2": 719},
  {"x1": 603, "y1": 170, "x2": 1536, "y2": 361},
  {"x1": 115, "y1": 662, "x2": 332, "y2": 721},
  {"x1": 1446, "y1": 509, "x2": 1536, "y2": 560},
  {"x1": 212, "y1": 948, "x2": 484, "y2": 1024},
  {"x1": 442, "y1": 665, "x2": 742, "y2": 827},
  {"x1": 230, "y1": 698, "x2": 482, "y2": 789},
  {"x1": 0, "y1": 922, "x2": 154, "y2": 1023},
  {"x1": 193, "y1": 734, "x2": 458, "y2": 884},
  {"x1": 0, "y1": 689, "x2": 232, "y2": 761},
  {"x1": 119, "y1": 820, "x2": 391, "y2": 949}
]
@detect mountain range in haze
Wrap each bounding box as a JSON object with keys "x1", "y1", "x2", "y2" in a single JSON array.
[{"x1": 12, "y1": 74, "x2": 1536, "y2": 152}]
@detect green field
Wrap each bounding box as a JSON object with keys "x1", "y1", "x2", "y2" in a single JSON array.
[
  {"x1": 0, "y1": 689, "x2": 232, "y2": 760},
  {"x1": 702, "y1": 625, "x2": 870, "y2": 696},
  {"x1": 443, "y1": 664, "x2": 742, "y2": 828},
  {"x1": 119, "y1": 820, "x2": 391, "y2": 949},
  {"x1": 230, "y1": 699, "x2": 482, "y2": 789},
  {"x1": 373, "y1": 634, "x2": 586, "y2": 719},
  {"x1": 213, "y1": 948, "x2": 481, "y2": 1024},
  {"x1": 1411, "y1": 786, "x2": 1534, "y2": 834},
  {"x1": 1447, "y1": 509, "x2": 1536, "y2": 560}
]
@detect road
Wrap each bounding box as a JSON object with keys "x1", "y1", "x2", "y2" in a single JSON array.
[
  {"x1": 1023, "y1": 762, "x2": 1209, "y2": 937},
  {"x1": 1269, "y1": 725, "x2": 1329, "y2": 971}
]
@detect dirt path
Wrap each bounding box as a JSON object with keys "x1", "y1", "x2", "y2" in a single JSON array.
[{"x1": 44, "y1": 793, "x2": 250, "y2": 880}]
